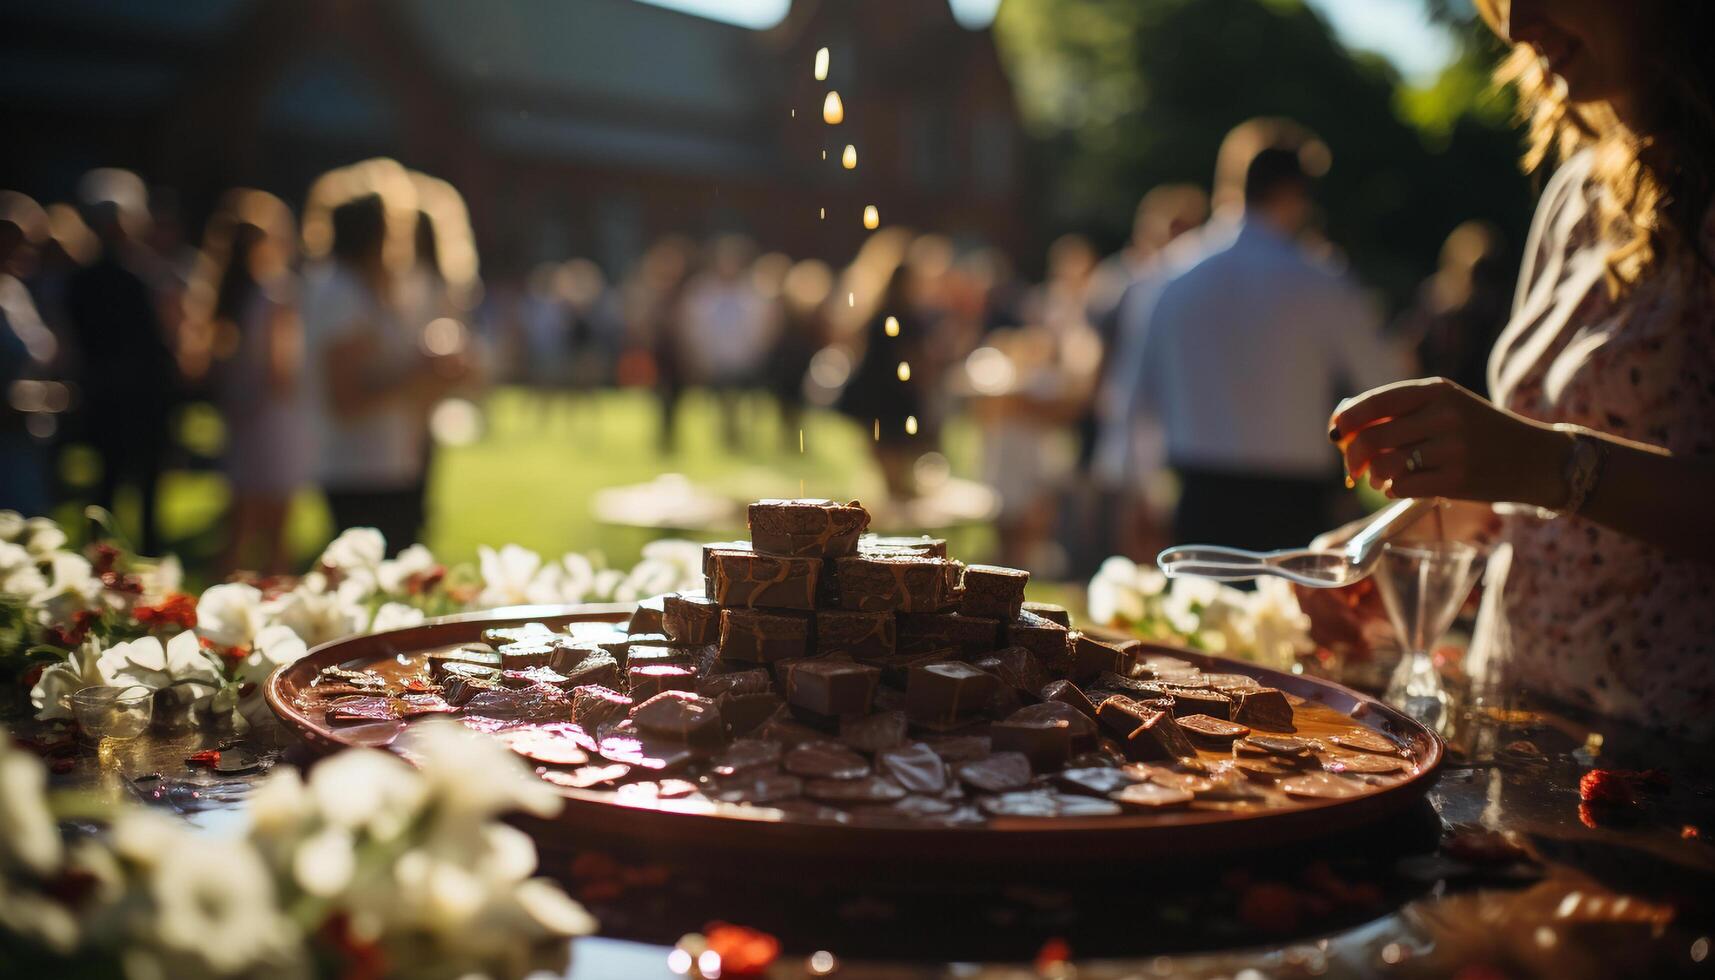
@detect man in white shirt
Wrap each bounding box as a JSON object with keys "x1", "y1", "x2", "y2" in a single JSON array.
[{"x1": 1132, "y1": 120, "x2": 1406, "y2": 549}]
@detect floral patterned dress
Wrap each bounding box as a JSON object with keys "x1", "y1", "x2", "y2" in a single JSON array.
[{"x1": 1478, "y1": 150, "x2": 1715, "y2": 739}]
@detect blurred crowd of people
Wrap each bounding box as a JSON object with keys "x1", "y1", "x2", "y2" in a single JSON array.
[{"x1": 0, "y1": 118, "x2": 1511, "y2": 578}]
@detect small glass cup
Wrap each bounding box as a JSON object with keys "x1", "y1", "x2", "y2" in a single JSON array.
[{"x1": 66, "y1": 685, "x2": 154, "y2": 741}]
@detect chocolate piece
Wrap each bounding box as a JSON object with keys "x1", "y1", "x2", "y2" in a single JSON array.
[
  {"x1": 464, "y1": 684, "x2": 573, "y2": 724},
  {"x1": 542, "y1": 641, "x2": 605, "y2": 672},
  {"x1": 897, "y1": 612, "x2": 1002, "y2": 658},
  {"x1": 495, "y1": 724, "x2": 595, "y2": 766},
  {"x1": 1230, "y1": 687, "x2": 1294, "y2": 731},
  {"x1": 627, "y1": 664, "x2": 697, "y2": 700},
  {"x1": 833, "y1": 555, "x2": 959, "y2": 612},
  {"x1": 327, "y1": 695, "x2": 398, "y2": 722},
  {"x1": 922, "y1": 735, "x2": 992, "y2": 763},
  {"x1": 839, "y1": 711, "x2": 908, "y2": 752},
  {"x1": 482, "y1": 623, "x2": 553, "y2": 648},
  {"x1": 719, "y1": 608, "x2": 812, "y2": 663},
  {"x1": 1021, "y1": 601, "x2": 1071, "y2": 627},
  {"x1": 784, "y1": 741, "x2": 871, "y2": 779},
  {"x1": 564, "y1": 620, "x2": 630, "y2": 645},
  {"x1": 444, "y1": 675, "x2": 504, "y2": 707},
  {"x1": 876, "y1": 742, "x2": 949, "y2": 794},
  {"x1": 1204, "y1": 672, "x2": 1263, "y2": 694},
  {"x1": 501, "y1": 666, "x2": 573, "y2": 690},
  {"x1": 979, "y1": 791, "x2": 1123, "y2": 819},
  {"x1": 558, "y1": 650, "x2": 623, "y2": 690},
  {"x1": 1279, "y1": 772, "x2": 1365, "y2": 799},
  {"x1": 1004, "y1": 610, "x2": 1071, "y2": 670},
  {"x1": 498, "y1": 640, "x2": 562, "y2": 670},
  {"x1": 905, "y1": 662, "x2": 1000, "y2": 726},
  {"x1": 960, "y1": 564, "x2": 1029, "y2": 620},
  {"x1": 717, "y1": 692, "x2": 783, "y2": 736},
  {"x1": 1069, "y1": 632, "x2": 1135, "y2": 681},
  {"x1": 805, "y1": 775, "x2": 907, "y2": 804},
  {"x1": 1040, "y1": 679, "x2": 1099, "y2": 720},
  {"x1": 1055, "y1": 766, "x2": 1140, "y2": 797},
  {"x1": 956, "y1": 751, "x2": 1033, "y2": 793},
  {"x1": 1321, "y1": 752, "x2": 1406, "y2": 775},
  {"x1": 1124, "y1": 764, "x2": 1216, "y2": 793},
  {"x1": 711, "y1": 739, "x2": 782, "y2": 775},
  {"x1": 662, "y1": 592, "x2": 721, "y2": 645},
  {"x1": 991, "y1": 702, "x2": 1093, "y2": 771},
  {"x1": 709, "y1": 550, "x2": 820, "y2": 609},
  {"x1": 570, "y1": 685, "x2": 632, "y2": 730},
  {"x1": 427, "y1": 646, "x2": 503, "y2": 681},
  {"x1": 697, "y1": 668, "x2": 773, "y2": 699},
  {"x1": 1161, "y1": 685, "x2": 1232, "y2": 720},
  {"x1": 815, "y1": 610, "x2": 897, "y2": 660},
  {"x1": 786, "y1": 660, "x2": 881, "y2": 719},
  {"x1": 1178, "y1": 714, "x2": 1250, "y2": 741},
  {"x1": 1096, "y1": 697, "x2": 1196, "y2": 761},
  {"x1": 710, "y1": 771, "x2": 805, "y2": 804},
  {"x1": 859, "y1": 533, "x2": 948, "y2": 559},
  {"x1": 628, "y1": 595, "x2": 669, "y2": 636},
  {"x1": 747, "y1": 499, "x2": 870, "y2": 557},
  {"x1": 1236, "y1": 734, "x2": 1316, "y2": 757},
  {"x1": 631, "y1": 690, "x2": 724, "y2": 744},
  {"x1": 438, "y1": 660, "x2": 500, "y2": 685},
  {"x1": 1110, "y1": 782, "x2": 1194, "y2": 808},
  {"x1": 625, "y1": 643, "x2": 693, "y2": 668},
  {"x1": 868, "y1": 647, "x2": 959, "y2": 688},
  {"x1": 539, "y1": 764, "x2": 631, "y2": 790},
  {"x1": 595, "y1": 733, "x2": 692, "y2": 771},
  {"x1": 976, "y1": 646, "x2": 1052, "y2": 699},
  {"x1": 1328, "y1": 729, "x2": 1401, "y2": 755}
]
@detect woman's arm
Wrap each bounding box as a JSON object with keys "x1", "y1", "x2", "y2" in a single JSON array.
[{"x1": 1331, "y1": 376, "x2": 1715, "y2": 562}]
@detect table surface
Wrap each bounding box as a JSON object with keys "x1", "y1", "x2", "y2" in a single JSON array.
[{"x1": 36, "y1": 684, "x2": 1715, "y2": 979}]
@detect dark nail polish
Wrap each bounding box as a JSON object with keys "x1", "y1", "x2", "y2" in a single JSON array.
[{"x1": 1328, "y1": 426, "x2": 1341, "y2": 443}]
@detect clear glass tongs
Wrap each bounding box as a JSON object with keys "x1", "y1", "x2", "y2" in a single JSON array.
[{"x1": 1156, "y1": 498, "x2": 1436, "y2": 589}]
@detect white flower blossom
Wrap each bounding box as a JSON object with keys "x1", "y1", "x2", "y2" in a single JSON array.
[
  {"x1": 477, "y1": 545, "x2": 567, "y2": 608},
  {"x1": 20, "y1": 517, "x2": 68, "y2": 558},
  {"x1": 1245, "y1": 577, "x2": 1315, "y2": 669},
  {"x1": 141, "y1": 826, "x2": 299, "y2": 975},
  {"x1": 195, "y1": 582, "x2": 267, "y2": 649},
  {"x1": 95, "y1": 632, "x2": 223, "y2": 696},
  {"x1": 308, "y1": 748, "x2": 429, "y2": 841},
  {"x1": 266, "y1": 581, "x2": 369, "y2": 649},
  {"x1": 370, "y1": 602, "x2": 426, "y2": 633},
  {"x1": 234, "y1": 624, "x2": 308, "y2": 687},
  {"x1": 376, "y1": 543, "x2": 437, "y2": 596},
  {"x1": 0, "y1": 509, "x2": 23, "y2": 542},
  {"x1": 30, "y1": 638, "x2": 109, "y2": 721},
  {"x1": 29, "y1": 551, "x2": 107, "y2": 626},
  {"x1": 400, "y1": 719, "x2": 561, "y2": 822},
  {"x1": 0, "y1": 730, "x2": 63, "y2": 876},
  {"x1": 0, "y1": 539, "x2": 46, "y2": 596},
  {"x1": 134, "y1": 554, "x2": 183, "y2": 602},
  {"x1": 320, "y1": 527, "x2": 386, "y2": 576}
]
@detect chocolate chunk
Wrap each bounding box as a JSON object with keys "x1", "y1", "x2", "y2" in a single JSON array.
[
  {"x1": 427, "y1": 646, "x2": 503, "y2": 681},
  {"x1": 539, "y1": 764, "x2": 631, "y2": 790},
  {"x1": 1162, "y1": 685, "x2": 1232, "y2": 720},
  {"x1": 501, "y1": 665, "x2": 573, "y2": 690},
  {"x1": 868, "y1": 646, "x2": 960, "y2": 689},
  {"x1": 481, "y1": 623, "x2": 553, "y2": 648},
  {"x1": 570, "y1": 685, "x2": 632, "y2": 730},
  {"x1": 922, "y1": 734, "x2": 992, "y2": 763},
  {"x1": 876, "y1": 742, "x2": 949, "y2": 794},
  {"x1": 833, "y1": 555, "x2": 960, "y2": 612},
  {"x1": 717, "y1": 691, "x2": 783, "y2": 736},
  {"x1": 1177, "y1": 714, "x2": 1250, "y2": 741},
  {"x1": 1230, "y1": 687, "x2": 1294, "y2": 731},
  {"x1": 897, "y1": 612, "x2": 1002, "y2": 657},
  {"x1": 748, "y1": 499, "x2": 871, "y2": 557},
  {"x1": 1110, "y1": 782, "x2": 1194, "y2": 808},
  {"x1": 498, "y1": 640, "x2": 562, "y2": 670},
  {"x1": 976, "y1": 646, "x2": 1052, "y2": 699},
  {"x1": 631, "y1": 690, "x2": 724, "y2": 744},
  {"x1": 719, "y1": 608, "x2": 812, "y2": 663},
  {"x1": 710, "y1": 771, "x2": 804, "y2": 804},
  {"x1": 1328, "y1": 729, "x2": 1401, "y2": 754},
  {"x1": 627, "y1": 664, "x2": 698, "y2": 700},
  {"x1": 327, "y1": 695, "x2": 398, "y2": 722},
  {"x1": 1055, "y1": 766, "x2": 1141, "y2": 797},
  {"x1": 711, "y1": 739, "x2": 782, "y2": 775},
  {"x1": 1021, "y1": 601, "x2": 1071, "y2": 627},
  {"x1": 709, "y1": 551, "x2": 821, "y2": 609},
  {"x1": 991, "y1": 702, "x2": 1093, "y2": 771},
  {"x1": 698, "y1": 668, "x2": 773, "y2": 699},
  {"x1": 956, "y1": 751, "x2": 1033, "y2": 793},
  {"x1": 627, "y1": 595, "x2": 668, "y2": 635},
  {"x1": 625, "y1": 643, "x2": 693, "y2": 669},
  {"x1": 465, "y1": 684, "x2": 573, "y2": 724},
  {"x1": 1040, "y1": 679, "x2": 1099, "y2": 720},
  {"x1": 564, "y1": 620, "x2": 630, "y2": 645},
  {"x1": 495, "y1": 723, "x2": 596, "y2": 765},
  {"x1": 444, "y1": 675, "x2": 504, "y2": 707},
  {"x1": 558, "y1": 650, "x2": 623, "y2": 690},
  {"x1": 654, "y1": 592, "x2": 717, "y2": 645},
  {"x1": 1204, "y1": 672, "x2": 1263, "y2": 694},
  {"x1": 1004, "y1": 610, "x2": 1071, "y2": 670},
  {"x1": 815, "y1": 610, "x2": 897, "y2": 660},
  {"x1": 960, "y1": 564, "x2": 1029, "y2": 620},
  {"x1": 595, "y1": 733, "x2": 693, "y2": 771},
  {"x1": 1279, "y1": 772, "x2": 1365, "y2": 800},
  {"x1": 1068, "y1": 632, "x2": 1132, "y2": 681},
  {"x1": 905, "y1": 662, "x2": 1000, "y2": 726},
  {"x1": 437, "y1": 659, "x2": 500, "y2": 685},
  {"x1": 805, "y1": 775, "x2": 907, "y2": 804},
  {"x1": 784, "y1": 741, "x2": 871, "y2": 779},
  {"x1": 839, "y1": 711, "x2": 909, "y2": 752},
  {"x1": 858, "y1": 533, "x2": 948, "y2": 559},
  {"x1": 1321, "y1": 752, "x2": 1405, "y2": 775},
  {"x1": 785, "y1": 660, "x2": 880, "y2": 719},
  {"x1": 1096, "y1": 697, "x2": 1196, "y2": 761}
]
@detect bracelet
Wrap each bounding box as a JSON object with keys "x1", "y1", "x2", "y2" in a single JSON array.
[{"x1": 1553, "y1": 423, "x2": 1609, "y2": 515}]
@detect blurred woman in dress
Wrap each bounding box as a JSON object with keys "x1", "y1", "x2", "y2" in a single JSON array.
[
  {"x1": 187, "y1": 190, "x2": 308, "y2": 574},
  {"x1": 1313, "y1": 0, "x2": 1715, "y2": 738}
]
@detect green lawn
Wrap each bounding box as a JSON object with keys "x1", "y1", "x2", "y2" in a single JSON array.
[{"x1": 79, "y1": 387, "x2": 998, "y2": 588}]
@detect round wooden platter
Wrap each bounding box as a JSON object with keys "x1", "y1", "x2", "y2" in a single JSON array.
[{"x1": 267, "y1": 603, "x2": 1443, "y2": 871}]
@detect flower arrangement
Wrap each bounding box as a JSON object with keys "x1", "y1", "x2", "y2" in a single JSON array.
[
  {"x1": 0, "y1": 717, "x2": 595, "y2": 977},
  {"x1": 1085, "y1": 556, "x2": 1316, "y2": 672},
  {"x1": 0, "y1": 509, "x2": 703, "y2": 728}
]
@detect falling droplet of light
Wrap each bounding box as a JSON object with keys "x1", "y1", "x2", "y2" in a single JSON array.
[
  {"x1": 819, "y1": 207, "x2": 826, "y2": 220},
  {"x1": 905, "y1": 415, "x2": 919, "y2": 436},
  {"x1": 847, "y1": 291, "x2": 855, "y2": 307},
  {"x1": 842, "y1": 144, "x2": 857, "y2": 169},
  {"x1": 800, "y1": 477, "x2": 806, "y2": 496},
  {"x1": 814, "y1": 46, "x2": 829, "y2": 81},
  {"x1": 863, "y1": 205, "x2": 879, "y2": 230},
  {"x1": 789, "y1": 108, "x2": 795, "y2": 118},
  {"x1": 873, "y1": 419, "x2": 880, "y2": 441},
  {"x1": 822, "y1": 91, "x2": 844, "y2": 125},
  {"x1": 884, "y1": 316, "x2": 899, "y2": 337},
  {"x1": 896, "y1": 361, "x2": 911, "y2": 381},
  {"x1": 821, "y1": 149, "x2": 827, "y2": 160},
  {"x1": 798, "y1": 428, "x2": 804, "y2": 453}
]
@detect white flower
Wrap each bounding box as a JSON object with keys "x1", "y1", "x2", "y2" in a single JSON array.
[
  {"x1": 321, "y1": 527, "x2": 386, "y2": 575},
  {"x1": 0, "y1": 509, "x2": 23, "y2": 541},
  {"x1": 559, "y1": 552, "x2": 596, "y2": 601},
  {"x1": 234, "y1": 624, "x2": 308, "y2": 686},
  {"x1": 195, "y1": 582, "x2": 267, "y2": 649},
  {"x1": 308, "y1": 748, "x2": 428, "y2": 840},
  {"x1": 377, "y1": 544, "x2": 438, "y2": 596},
  {"x1": 143, "y1": 828, "x2": 298, "y2": 975},
  {"x1": 399, "y1": 719, "x2": 561, "y2": 822},
  {"x1": 95, "y1": 632, "x2": 222, "y2": 695},
  {"x1": 1161, "y1": 575, "x2": 1230, "y2": 636},
  {"x1": 477, "y1": 545, "x2": 566, "y2": 608},
  {"x1": 29, "y1": 551, "x2": 106, "y2": 626},
  {"x1": 617, "y1": 559, "x2": 680, "y2": 602},
  {"x1": 30, "y1": 638, "x2": 108, "y2": 721},
  {"x1": 266, "y1": 581, "x2": 368, "y2": 648},
  {"x1": 0, "y1": 540, "x2": 45, "y2": 596},
  {"x1": 640, "y1": 538, "x2": 703, "y2": 577},
  {"x1": 0, "y1": 731, "x2": 63, "y2": 876},
  {"x1": 135, "y1": 554, "x2": 183, "y2": 602},
  {"x1": 1245, "y1": 578, "x2": 1315, "y2": 669},
  {"x1": 589, "y1": 568, "x2": 624, "y2": 603},
  {"x1": 370, "y1": 602, "x2": 426, "y2": 633},
  {"x1": 20, "y1": 517, "x2": 68, "y2": 558}
]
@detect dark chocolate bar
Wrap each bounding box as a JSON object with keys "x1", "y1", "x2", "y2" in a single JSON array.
[
  {"x1": 815, "y1": 610, "x2": 897, "y2": 660},
  {"x1": 1068, "y1": 632, "x2": 1132, "y2": 681},
  {"x1": 858, "y1": 533, "x2": 948, "y2": 559},
  {"x1": 628, "y1": 594, "x2": 667, "y2": 635},
  {"x1": 709, "y1": 550, "x2": 821, "y2": 610},
  {"x1": 662, "y1": 593, "x2": 721, "y2": 645},
  {"x1": 570, "y1": 685, "x2": 632, "y2": 729},
  {"x1": 905, "y1": 661, "x2": 1000, "y2": 726},
  {"x1": 626, "y1": 664, "x2": 697, "y2": 700},
  {"x1": 1096, "y1": 696, "x2": 1196, "y2": 760},
  {"x1": 785, "y1": 660, "x2": 881, "y2": 719},
  {"x1": 1040, "y1": 678, "x2": 1099, "y2": 720},
  {"x1": 897, "y1": 612, "x2": 1002, "y2": 657},
  {"x1": 833, "y1": 555, "x2": 960, "y2": 613},
  {"x1": 718, "y1": 608, "x2": 812, "y2": 663},
  {"x1": 991, "y1": 702, "x2": 1094, "y2": 770},
  {"x1": 1005, "y1": 610, "x2": 1071, "y2": 670},
  {"x1": 1021, "y1": 601, "x2": 1071, "y2": 627},
  {"x1": 747, "y1": 499, "x2": 870, "y2": 557},
  {"x1": 975, "y1": 646, "x2": 1052, "y2": 698},
  {"x1": 630, "y1": 690, "x2": 724, "y2": 744},
  {"x1": 960, "y1": 564, "x2": 1029, "y2": 620},
  {"x1": 1230, "y1": 687, "x2": 1294, "y2": 731}
]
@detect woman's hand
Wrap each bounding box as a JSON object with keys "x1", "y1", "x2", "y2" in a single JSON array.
[{"x1": 1331, "y1": 377, "x2": 1568, "y2": 508}]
